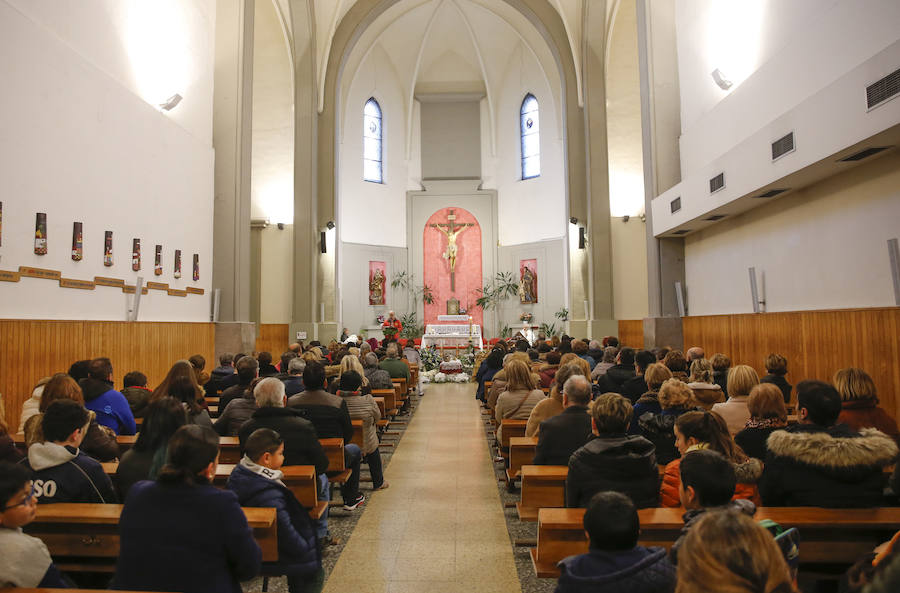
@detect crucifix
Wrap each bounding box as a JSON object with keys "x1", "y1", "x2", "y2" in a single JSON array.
[{"x1": 430, "y1": 209, "x2": 474, "y2": 292}]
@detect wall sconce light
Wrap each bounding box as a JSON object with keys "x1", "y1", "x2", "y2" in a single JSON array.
[
  {"x1": 320, "y1": 231, "x2": 327, "y2": 254},
  {"x1": 578, "y1": 227, "x2": 587, "y2": 249},
  {"x1": 569, "y1": 216, "x2": 578, "y2": 225},
  {"x1": 326, "y1": 220, "x2": 336, "y2": 230},
  {"x1": 159, "y1": 93, "x2": 183, "y2": 111},
  {"x1": 710, "y1": 69, "x2": 733, "y2": 90}
]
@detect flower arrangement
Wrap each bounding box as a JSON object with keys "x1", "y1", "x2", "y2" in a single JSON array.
[
  {"x1": 420, "y1": 346, "x2": 443, "y2": 372},
  {"x1": 421, "y1": 369, "x2": 471, "y2": 383},
  {"x1": 375, "y1": 314, "x2": 386, "y2": 324},
  {"x1": 520, "y1": 312, "x2": 533, "y2": 323}
]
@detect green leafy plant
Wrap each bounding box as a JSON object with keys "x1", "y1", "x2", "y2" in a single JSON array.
[
  {"x1": 539, "y1": 322, "x2": 559, "y2": 338},
  {"x1": 555, "y1": 306, "x2": 569, "y2": 322},
  {"x1": 499, "y1": 323, "x2": 512, "y2": 339},
  {"x1": 398, "y1": 311, "x2": 425, "y2": 340},
  {"x1": 391, "y1": 271, "x2": 435, "y2": 305},
  {"x1": 475, "y1": 272, "x2": 520, "y2": 311}
]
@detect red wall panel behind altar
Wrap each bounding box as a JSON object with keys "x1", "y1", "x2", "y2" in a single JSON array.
[{"x1": 423, "y1": 207, "x2": 483, "y2": 329}]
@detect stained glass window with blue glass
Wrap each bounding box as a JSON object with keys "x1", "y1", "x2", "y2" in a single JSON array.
[
  {"x1": 520, "y1": 93, "x2": 540, "y2": 179},
  {"x1": 364, "y1": 98, "x2": 383, "y2": 183}
]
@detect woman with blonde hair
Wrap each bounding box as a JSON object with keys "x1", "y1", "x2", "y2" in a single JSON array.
[
  {"x1": 834, "y1": 367, "x2": 900, "y2": 444},
  {"x1": 559, "y1": 353, "x2": 591, "y2": 379},
  {"x1": 629, "y1": 363, "x2": 673, "y2": 433},
  {"x1": 676, "y1": 511, "x2": 796, "y2": 593},
  {"x1": 712, "y1": 365, "x2": 760, "y2": 435},
  {"x1": 636, "y1": 378, "x2": 698, "y2": 464},
  {"x1": 526, "y1": 362, "x2": 584, "y2": 437},
  {"x1": 687, "y1": 358, "x2": 723, "y2": 409},
  {"x1": 494, "y1": 359, "x2": 545, "y2": 444},
  {"x1": 735, "y1": 383, "x2": 788, "y2": 460},
  {"x1": 24, "y1": 373, "x2": 119, "y2": 461},
  {"x1": 332, "y1": 354, "x2": 370, "y2": 394}
]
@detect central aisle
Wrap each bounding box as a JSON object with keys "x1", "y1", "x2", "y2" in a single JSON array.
[{"x1": 322, "y1": 382, "x2": 522, "y2": 593}]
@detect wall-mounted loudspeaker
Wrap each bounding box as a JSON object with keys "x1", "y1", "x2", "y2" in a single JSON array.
[
  {"x1": 888, "y1": 238, "x2": 900, "y2": 306},
  {"x1": 211, "y1": 288, "x2": 222, "y2": 322},
  {"x1": 320, "y1": 231, "x2": 327, "y2": 254},
  {"x1": 128, "y1": 276, "x2": 144, "y2": 321},
  {"x1": 674, "y1": 281, "x2": 686, "y2": 317},
  {"x1": 578, "y1": 227, "x2": 586, "y2": 249},
  {"x1": 748, "y1": 267, "x2": 767, "y2": 313}
]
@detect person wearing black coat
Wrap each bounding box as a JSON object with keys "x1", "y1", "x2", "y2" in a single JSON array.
[
  {"x1": 534, "y1": 377, "x2": 593, "y2": 466},
  {"x1": 760, "y1": 373, "x2": 792, "y2": 404},
  {"x1": 595, "y1": 348, "x2": 637, "y2": 396},
  {"x1": 238, "y1": 407, "x2": 328, "y2": 476},
  {"x1": 227, "y1": 429, "x2": 322, "y2": 592},
  {"x1": 620, "y1": 351, "x2": 656, "y2": 404},
  {"x1": 566, "y1": 393, "x2": 659, "y2": 509},
  {"x1": 760, "y1": 381, "x2": 898, "y2": 507},
  {"x1": 112, "y1": 425, "x2": 261, "y2": 593}
]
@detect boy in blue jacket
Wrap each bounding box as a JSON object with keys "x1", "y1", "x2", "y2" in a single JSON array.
[
  {"x1": 555, "y1": 491, "x2": 676, "y2": 593},
  {"x1": 228, "y1": 428, "x2": 323, "y2": 593}
]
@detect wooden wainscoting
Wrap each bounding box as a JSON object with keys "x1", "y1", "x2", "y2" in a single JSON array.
[
  {"x1": 0, "y1": 320, "x2": 214, "y2": 430},
  {"x1": 682, "y1": 307, "x2": 900, "y2": 419},
  {"x1": 255, "y1": 324, "x2": 290, "y2": 358},
  {"x1": 617, "y1": 320, "x2": 644, "y2": 349}
]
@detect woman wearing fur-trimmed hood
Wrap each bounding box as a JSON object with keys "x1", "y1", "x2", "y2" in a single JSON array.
[{"x1": 760, "y1": 380, "x2": 899, "y2": 508}]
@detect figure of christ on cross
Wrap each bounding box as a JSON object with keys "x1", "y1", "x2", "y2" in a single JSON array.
[{"x1": 429, "y1": 209, "x2": 474, "y2": 292}]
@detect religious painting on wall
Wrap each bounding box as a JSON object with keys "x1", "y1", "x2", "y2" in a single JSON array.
[
  {"x1": 192, "y1": 254, "x2": 199, "y2": 281},
  {"x1": 103, "y1": 231, "x2": 113, "y2": 266},
  {"x1": 71, "y1": 223, "x2": 83, "y2": 261},
  {"x1": 519, "y1": 259, "x2": 537, "y2": 304},
  {"x1": 132, "y1": 239, "x2": 141, "y2": 271},
  {"x1": 34, "y1": 213, "x2": 47, "y2": 255},
  {"x1": 174, "y1": 249, "x2": 182, "y2": 279},
  {"x1": 368, "y1": 261, "x2": 386, "y2": 305},
  {"x1": 154, "y1": 245, "x2": 163, "y2": 276}
]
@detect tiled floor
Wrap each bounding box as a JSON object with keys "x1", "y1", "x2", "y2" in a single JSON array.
[{"x1": 322, "y1": 382, "x2": 522, "y2": 593}]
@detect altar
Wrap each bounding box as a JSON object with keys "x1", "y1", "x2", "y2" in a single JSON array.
[{"x1": 421, "y1": 315, "x2": 483, "y2": 350}]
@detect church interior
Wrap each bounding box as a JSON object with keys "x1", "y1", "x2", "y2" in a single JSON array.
[{"x1": 1, "y1": 0, "x2": 900, "y2": 591}]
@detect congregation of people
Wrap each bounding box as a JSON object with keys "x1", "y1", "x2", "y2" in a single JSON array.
[
  {"x1": 0, "y1": 337, "x2": 416, "y2": 592},
  {"x1": 3, "y1": 331, "x2": 900, "y2": 593},
  {"x1": 475, "y1": 334, "x2": 900, "y2": 592}
]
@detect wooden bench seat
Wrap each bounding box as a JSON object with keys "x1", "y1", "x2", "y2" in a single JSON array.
[
  {"x1": 371, "y1": 388, "x2": 398, "y2": 415},
  {"x1": 530, "y1": 506, "x2": 900, "y2": 578},
  {"x1": 516, "y1": 465, "x2": 568, "y2": 521},
  {"x1": 321, "y1": 437, "x2": 351, "y2": 484},
  {"x1": 507, "y1": 436, "x2": 538, "y2": 482},
  {"x1": 498, "y1": 419, "x2": 528, "y2": 459},
  {"x1": 24, "y1": 503, "x2": 278, "y2": 571},
  {"x1": 100, "y1": 462, "x2": 327, "y2": 520}
]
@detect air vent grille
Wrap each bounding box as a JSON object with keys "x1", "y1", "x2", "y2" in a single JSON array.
[
  {"x1": 867, "y1": 67, "x2": 900, "y2": 110},
  {"x1": 705, "y1": 215, "x2": 726, "y2": 221},
  {"x1": 670, "y1": 197, "x2": 682, "y2": 213},
  {"x1": 673, "y1": 229, "x2": 691, "y2": 235},
  {"x1": 709, "y1": 173, "x2": 725, "y2": 194},
  {"x1": 771, "y1": 132, "x2": 794, "y2": 160},
  {"x1": 756, "y1": 188, "x2": 790, "y2": 198},
  {"x1": 839, "y1": 146, "x2": 892, "y2": 162}
]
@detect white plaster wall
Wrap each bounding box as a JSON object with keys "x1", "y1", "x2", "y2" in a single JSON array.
[
  {"x1": 251, "y1": 0, "x2": 294, "y2": 224},
  {"x1": 338, "y1": 242, "x2": 408, "y2": 336},
  {"x1": 484, "y1": 42, "x2": 567, "y2": 246},
  {"x1": 259, "y1": 225, "x2": 293, "y2": 323},
  {"x1": 0, "y1": 0, "x2": 214, "y2": 321},
  {"x1": 675, "y1": 0, "x2": 900, "y2": 177},
  {"x1": 338, "y1": 44, "x2": 411, "y2": 248},
  {"x1": 610, "y1": 219, "x2": 649, "y2": 320},
  {"x1": 497, "y1": 238, "x2": 567, "y2": 334},
  {"x1": 684, "y1": 151, "x2": 900, "y2": 315}
]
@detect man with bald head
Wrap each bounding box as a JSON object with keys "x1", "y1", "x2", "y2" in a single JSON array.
[
  {"x1": 686, "y1": 347, "x2": 705, "y2": 361},
  {"x1": 533, "y1": 375, "x2": 594, "y2": 466}
]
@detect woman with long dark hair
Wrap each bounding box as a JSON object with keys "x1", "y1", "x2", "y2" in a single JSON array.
[
  {"x1": 113, "y1": 425, "x2": 261, "y2": 593},
  {"x1": 115, "y1": 397, "x2": 187, "y2": 498},
  {"x1": 152, "y1": 360, "x2": 213, "y2": 428}
]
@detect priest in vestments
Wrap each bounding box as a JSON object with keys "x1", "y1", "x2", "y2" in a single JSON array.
[{"x1": 382, "y1": 310, "x2": 402, "y2": 340}]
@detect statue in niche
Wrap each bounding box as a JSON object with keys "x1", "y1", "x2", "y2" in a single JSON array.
[
  {"x1": 519, "y1": 263, "x2": 537, "y2": 304},
  {"x1": 369, "y1": 267, "x2": 386, "y2": 305}
]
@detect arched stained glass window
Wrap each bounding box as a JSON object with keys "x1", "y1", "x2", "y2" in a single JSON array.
[
  {"x1": 363, "y1": 98, "x2": 383, "y2": 183},
  {"x1": 520, "y1": 93, "x2": 540, "y2": 179}
]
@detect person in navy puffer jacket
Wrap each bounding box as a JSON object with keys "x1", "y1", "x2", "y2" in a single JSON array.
[
  {"x1": 78, "y1": 357, "x2": 136, "y2": 435},
  {"x1": 556, "y1": 491, "x2": 675, "y2": 593},
  {"x1": 228, "y1": 428, "x2": 323, "y2": 592}
]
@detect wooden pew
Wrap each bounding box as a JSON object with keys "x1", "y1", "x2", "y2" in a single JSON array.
[
  {"x1": 507, "y1": 436, "x2": 538, "y2": 482},
  {"x1": 100, "y1": 462, "x2": 326, "y2": 520},
  {"x1": 530, "y1": 506, "x2": 900, "y2": 578},
  {"x1": 516, "y1": 465, "x2": 568, "y2": 522},
  {"x1": 114, "y1": 436, "x2": 241, "y2": 463},
  {"x1": 350, "y1": 419, "x2": 364, "y2": 448},
  {"x1": 321, "y1": 437, "x2": 351, "y2": 484},
  {"x1": 372, "y1": 388, "x2": 397, "y2": 415},
  {"x1": 24, "y1": 503, "x2": 278, "y2": 571},
  {"x1": 498, "y1": 419, "x2": 528, "y2": 459}
]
